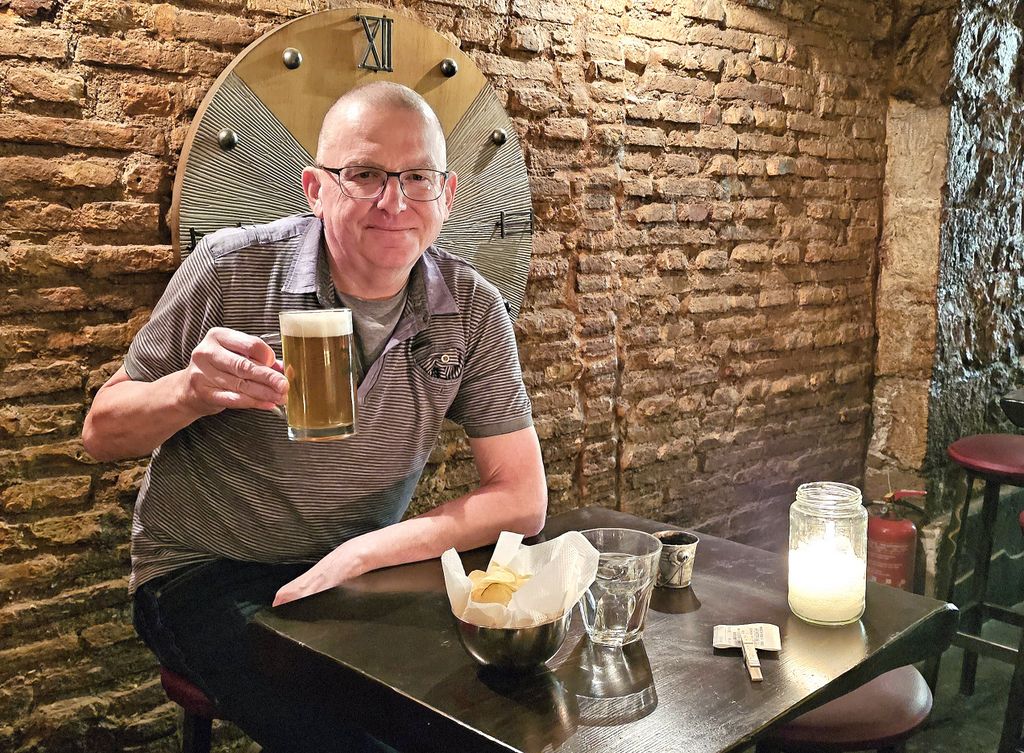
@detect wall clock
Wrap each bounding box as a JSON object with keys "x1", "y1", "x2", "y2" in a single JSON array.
[{"x1": 170, "y1": 6, "x2": 533, "y2": 318}]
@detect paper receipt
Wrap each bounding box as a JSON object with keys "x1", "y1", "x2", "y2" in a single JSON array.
[{"x1": 713, "y1": 623, "x2": 782, "y2": 651}]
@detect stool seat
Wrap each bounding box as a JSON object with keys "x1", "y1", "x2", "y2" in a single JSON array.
[
  {"x1": 947, "y1": 434, "x2": 1024, "y2": 481},
  {"x1": 763, "y1": 666, "x2": 931, "y2": 752},
  {"x1": 159, "y1": 666, "x2": 220, "y2": 721},
  {"x1": 159, "y1": 666, "x2": 221, "y2": 753}
]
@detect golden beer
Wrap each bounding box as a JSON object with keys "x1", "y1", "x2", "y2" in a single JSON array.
[{"x1": 279, "y1": 309, "x2": 357, "y2": 441}]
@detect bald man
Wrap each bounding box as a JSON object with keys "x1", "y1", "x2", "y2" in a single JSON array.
[{"x1": 83, "y1": 83, "x2": 546, "y2": 752}]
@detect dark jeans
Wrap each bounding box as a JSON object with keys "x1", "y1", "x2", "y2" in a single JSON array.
[{"x1": 133, "y1": 559, "x2": 397, "y2": 753}]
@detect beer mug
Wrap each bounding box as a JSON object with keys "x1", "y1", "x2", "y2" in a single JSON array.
[{"x1": 261, "y1": 309, "x2": 357, "y2": 442}]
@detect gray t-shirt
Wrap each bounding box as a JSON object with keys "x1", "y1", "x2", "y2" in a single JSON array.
[
  {"x1": 337, "y1": 288, "x2": 408, "y2": 379},
  {"x1": 122, "y1": 215, "x2": 533, "y2": 593}
]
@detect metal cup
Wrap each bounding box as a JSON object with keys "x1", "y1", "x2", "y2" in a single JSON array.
[{"x1": 654, "y1": 530, "x2": 699, "y2": 588}]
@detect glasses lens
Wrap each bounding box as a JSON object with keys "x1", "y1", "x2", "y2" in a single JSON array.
[
  {"x1": 399, "y1": 170, "x2": 445, "y2": 201},
  {"x1": 337, "y1": 167, "x2": 387, "y2": 199}
]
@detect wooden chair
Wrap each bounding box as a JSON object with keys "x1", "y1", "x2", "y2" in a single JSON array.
[
  {"x1": 755, "y1": 665, "x2": 932, "y2": 753},
  {"x1": 159, "y1": 666, "x2": 223, "y2": 753}
]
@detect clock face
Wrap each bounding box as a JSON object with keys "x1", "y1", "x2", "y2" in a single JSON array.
[{"x1": 171, "y1": 6, "x2": 533, "y2": 318}]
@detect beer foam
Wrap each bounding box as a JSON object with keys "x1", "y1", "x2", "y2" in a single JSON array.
[{"x1": 279, "y1": 309, "x2": 353, "y2": 338}]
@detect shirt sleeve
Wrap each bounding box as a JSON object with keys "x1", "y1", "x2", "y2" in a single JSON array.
[
  {"x1": 446, "y1": 280, "x2": 533, "y2": 438},
  {"x1": 123, "y1": 243, "x2": 223, "y2": 382}
]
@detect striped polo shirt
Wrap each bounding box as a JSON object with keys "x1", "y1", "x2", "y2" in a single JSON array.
[{"x1": 123, "y1": 214, "x2": 533, "y2": 593}]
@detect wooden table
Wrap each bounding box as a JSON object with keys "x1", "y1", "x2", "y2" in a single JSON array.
[{"x1": 253, "y1": 507, "x2": 958, "y2": 753}]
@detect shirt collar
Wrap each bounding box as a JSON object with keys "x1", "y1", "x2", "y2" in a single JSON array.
[
  {"x1": 281, "y1": 214, "x2": 323, "y2": 297},
  {"x1": 414, "y1": 246, "x2": 460, "y2": 317},
  {"x1": 281, "y1": 215, "x2": 459, "y2": 317}
]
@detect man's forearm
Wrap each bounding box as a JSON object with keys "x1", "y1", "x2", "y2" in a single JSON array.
[
  {"x1": 82, "y1": 369, "x2": 200, "y2": 462},
  {"x1": 346, "y1": 481, "x2": 547, "y2": 575},
  {"x1": 272, "y1": 426, "x2": 548, "y2": 606},
  {"x1": 347, "y1": 427, "x2": 548, "y2": 573},
  {"x1": 272, "y1": 480, "x2": 546, "y2": 607}
]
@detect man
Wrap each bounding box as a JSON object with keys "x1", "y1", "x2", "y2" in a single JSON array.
[{"x1": 83, "y1": 82, "x2": 546, "y2": 752}]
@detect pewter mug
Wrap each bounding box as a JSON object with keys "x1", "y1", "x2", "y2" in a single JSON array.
[{"x1": 654, "y1": 530, "x2": 699, "y2": 589}]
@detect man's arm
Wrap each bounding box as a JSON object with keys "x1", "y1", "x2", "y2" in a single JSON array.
[
  {"x1": 82, "y1": 328, "x2": 287, "y2": 462},
  {"x1": 272, "y1": 425, "x2": 548, "y2": 606}
]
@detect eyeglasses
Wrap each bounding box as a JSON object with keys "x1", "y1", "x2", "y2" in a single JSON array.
[{"x1": 319, "y1": 165, "x2": 449, "y2": 202}]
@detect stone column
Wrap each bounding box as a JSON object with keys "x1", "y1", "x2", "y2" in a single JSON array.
[
  {"x1": 863, "y1": 1, "x2": 954, "y2": 594},
  {"x1": 864, "y1": 101, "x2": 947, "y2": 501}
]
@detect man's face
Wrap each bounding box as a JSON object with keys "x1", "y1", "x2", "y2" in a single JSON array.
[{"x1": 302, "y1": 103, "x2": 456, "y2": 296}]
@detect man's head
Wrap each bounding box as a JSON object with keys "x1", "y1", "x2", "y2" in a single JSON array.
[{"x1": 302, "y1": 82, "x2": 457, "y2": 298}]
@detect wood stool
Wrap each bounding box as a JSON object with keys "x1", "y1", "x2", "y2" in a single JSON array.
[
  {"x1": 926, "y1": 434, "x2": 1024, "y2": 697},
  {"x1": 159, "y1": 666, "x2": 223, "y2": 753},
  {"x1": 754, "y1": 666, "x2": 932, "y2": 753}
]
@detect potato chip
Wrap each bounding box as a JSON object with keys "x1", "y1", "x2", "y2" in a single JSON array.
[
  {"x1": 474, "y1": 582, "x2": 515, "y2": 604},
  {"x1": 468, "y1": 563, "x2": 532, "y2": 606},
  {"x1": 467, "y1": 569, "x2": 488, "y2": 586}
]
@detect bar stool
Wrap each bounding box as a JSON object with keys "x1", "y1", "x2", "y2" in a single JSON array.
[
  {"x1": 159, "y1": 666, "x2": 223, "y2": 753},
  {"x1": 928, "y1": 434, "x2": 1024, "y2": 695},
  {"x1": 755, "y1": 665, "x2": 932, "y2": 753},
  {"x1": 924, "y1": 433, "x2": 1024, "y2": 753}
]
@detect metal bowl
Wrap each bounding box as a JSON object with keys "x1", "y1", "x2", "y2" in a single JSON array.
[{"x1": 455, "y1": 610, "x2": 572, "y2": 671}]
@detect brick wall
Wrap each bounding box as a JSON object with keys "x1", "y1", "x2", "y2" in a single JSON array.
[{"x1": 1, "y1": 0, "x2": 891, "y2": 750}]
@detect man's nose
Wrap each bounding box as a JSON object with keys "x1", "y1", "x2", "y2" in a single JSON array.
[{"x1": 375, "y1": 174, "x2": 407, "y2": 212}]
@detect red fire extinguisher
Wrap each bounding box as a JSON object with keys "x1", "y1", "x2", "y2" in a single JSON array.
[{"x1": 866, "y1": 490, "x2": 926, "y2": 592}]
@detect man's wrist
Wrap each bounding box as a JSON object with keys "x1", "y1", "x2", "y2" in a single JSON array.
[
  {"x1": 166, "y1": 369, "x2": 212, "y2": 422},
  {"x1": 338, "y1": 535, "x2": 374, "y2": 578}
]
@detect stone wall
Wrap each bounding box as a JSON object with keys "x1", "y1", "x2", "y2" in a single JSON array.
[
  {"x1": 926, "y1": 0, "x2": 1024, "y2": 594},
  {"x1": 1, "y1": 0, "x2": 891, "y2": 750},
  {"x1": 927, "y1": 0, "x2": 1024, "y2": 478}
]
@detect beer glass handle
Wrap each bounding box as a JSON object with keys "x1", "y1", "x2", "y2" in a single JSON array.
[{"x1": 258, "y1": 332, "x2": 286, "y2": 418}]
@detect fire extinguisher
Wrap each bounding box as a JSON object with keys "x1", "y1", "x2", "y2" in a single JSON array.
[{"x1": 866, "y1": 490, "x2": 926, "y2": 592}]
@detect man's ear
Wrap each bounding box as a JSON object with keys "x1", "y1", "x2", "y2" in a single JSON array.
[
  {"x1": 441, "y1": 171, "x2": 458, "y2": 219},
  {"x1": 301, "y1": 167, "x2": 324, "y2": 217}
]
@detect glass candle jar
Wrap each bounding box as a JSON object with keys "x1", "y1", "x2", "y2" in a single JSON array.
[{"x1": 788, "y1": 481, "x2": 867, "y2": 626}]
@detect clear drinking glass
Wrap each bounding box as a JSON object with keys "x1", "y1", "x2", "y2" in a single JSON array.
[{"x1": 578, "y1": 528, "x2": 662, "y2": 646}]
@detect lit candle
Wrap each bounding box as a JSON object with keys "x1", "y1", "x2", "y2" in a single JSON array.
[{"x1": 788, "y1": 540, "x2": 865, "y2": 625}]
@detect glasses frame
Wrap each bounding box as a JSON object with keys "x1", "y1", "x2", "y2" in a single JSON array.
[{"x1": 318, "y1": 165, "x2": 450, "y2": 202}]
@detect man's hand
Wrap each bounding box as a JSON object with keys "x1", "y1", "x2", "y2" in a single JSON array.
[
  {"x1": 273, "y1": 541, "x2": 367, "y2": 606},
  {"x1": 83, "y1": 327, "x2": 290, "y2": 462},
  {"x1": 181, "y1": 327, "x2": 288, "y2": 416}
]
